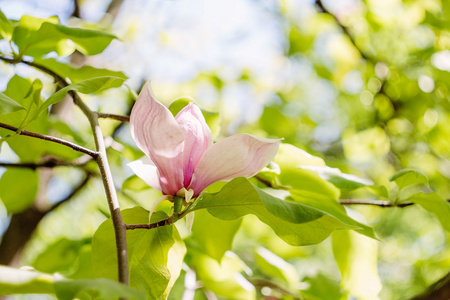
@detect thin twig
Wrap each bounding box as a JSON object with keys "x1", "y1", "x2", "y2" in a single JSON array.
[
  {"x1": 51, "y1": 172, "x2": 93, "y2": 211},
  {"x1": 314, "y1": 0, "x2": 400, "y2": 114},
  {"x1": 248, "y1": 278, "x2": 304, "y2": 300},
  {"x1": 0, "y1": 122, "x2": 98, "y2": 158},
  {"x1": 338, "y1": 199, "x2": 413, "y2": 207},
  {"x1": 125, "y1": 218, "x2": 174, "y2": 230},
  {"x1": 0, "y1": 155, "x2": 92, "y2": 170},
  {"x1": 339, "y1": 198, "x2": 450, "y2": 207},
  {"x1": 97, "y1": 112, "x2": 130, "y2": 122}
]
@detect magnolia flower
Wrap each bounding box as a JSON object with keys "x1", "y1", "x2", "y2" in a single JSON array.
[{"x1": 129, "y1": 83, "x2": 281, "y2": 202}]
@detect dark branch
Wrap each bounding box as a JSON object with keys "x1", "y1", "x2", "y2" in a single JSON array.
[
  {"x1": 339, "y1": 199, "x2": 414, "y2": 207},
  {"x1": 314, "y1": 0, "x2": 370, "y2": 61},
  {"x1": 0, "y1": 122, "x2": 98, "y2": 158},
  {"x1": 97, "y1": 112, "x2": 130, "y2": 122},
  {"x1": 0, "y1": 156, "x2": 92, "y2": 170},
  {"x1": 125, "y1": 218, "x2": 174, "y2": 230},
  {"x1": 248, "y1": 278, "x2": 304, "y2": 300}
]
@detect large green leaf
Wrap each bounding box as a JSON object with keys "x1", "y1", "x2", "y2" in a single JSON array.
[
  {"x1": 54, "y1": 279, "x2": 144, "y2": 300},
  {"x1": 0, "y1": 169, "x2": 38, "y2": 214},
  {"x1": 0, "y1": 266, "x2": 54, "y2": 295},
  {"x1": 0, "y1": 265, "x2": 142, "y2": 299},
  {"x1": 34, "y1": 57, "x2": 128, "y2": 83},
  {"x1": 389, "y1": 169, "x2": 429, "y2": 202},
  {"x1": 12, "y1": 15, "x2": 116, "y2": 57},
  {"x1": 300, "y1": 273, "x2": 344, "y2": 300},
  {"x1": 332, "y1": 229, "x2": 382, "y2": 300},
  {"x1": 92, "y1": 207, "x2": 186, "y2": 300},
  {"x1": 277, "y1": 168, "x2": 376, "y2": 239},
  {"x1": 0, "y1": 92, "x2": 24, "y2": 114},
  {"x1": 254, "y1": 247, "x2": 299, "y2": 290},
  {"x1": 32, "y1": 238, "x2": 91, "y2": 274},
  {"x1": 191, "y1": 178, "x2": 361, "y2": 246},
  {"x1": 389, "y1": 169, "x2": 428, "y2": 190},
  {"x1": 37, "y1": 76, "x2": 126, "y2": 117},
  {"x1": 410, "y1": 192, "x2": 450, "y2": 232},
  {"x1": 191, "y1": 209, "x2": 242, "y2": 262},
  {"x1": 189, "y1": 250, "x2": 256, "y2": 300},
  {"x1": 0, "y1": 9, "x2": 13, "y2": 40}
]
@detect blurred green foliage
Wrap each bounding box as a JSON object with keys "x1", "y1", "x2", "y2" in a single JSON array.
[{"x1": 0, "y1": 1, "x2": 450, "y2": 300}]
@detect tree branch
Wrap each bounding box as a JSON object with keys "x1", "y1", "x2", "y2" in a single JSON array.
[
  {"x1": 0, "y1": 122, "x2": 98, "y2": 158},
  {"x1": 0, "y1": 55, "x2": 129, "y2": 286}
]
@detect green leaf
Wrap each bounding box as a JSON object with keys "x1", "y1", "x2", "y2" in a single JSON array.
[
  {"x1": 332, "y1": 229, "x2": 382, "y2": 300},
  {"x1": 169, "y1": 97, "x2": 193, "y2": 116},
  {"x1": 189, "y1": 250, "x2": 256, "y2": 300},
  {"x1": 92, "y1": 207, "x2": 186, "y2": 299},
  {"x1": 389, "y1": 169, "x2": 428, "y2": 190},
  {"x1": 254, "y1": 247, "x2": 299, "y2": 290},
  {"x1": 32, "y1": 238, "x2": 90, "y2": 274},
  {"x1": 278, "y1": 168, "x2": 376, "y2": 239},
  {"x1": 274, "y1": 143, "x2": 326, "y2": 169},
  {"x1": 301, "y1": 165, "x2": 373, "y2": 190},
  {"x1": 389, "y1": 169, "x2": 430, "y2": 202},
  {"x1": 0, "y1": 92, "x2": 24, "y2": 114},
  {"x1": 122, "y1": 175, "x2": 150, "y2": 191},
  {"x1": 192, "y1": 178, "x2": 360, "y2": 246},
  {"x1": 37, "y1": 76, "x2": 125, "y2": 117},
  {"x1": 301, "y1": 273, "x2": 344, "y2": 300},
  {"x1": 54, "y1": 279, "x2": 144, "y2": 300},
  {"x1": 12, "y1": 15, "x2": 116, "y2": 57},
  {"x1": 191, "y1": 209, "x2": 242, "y2": 262},
  {"x1": 168, "y1": 98, "x2": 221, "y2": 137},
  {"x1": 0, "y1": 169, "x2": 38, "y2": 214},
  {"x1": 33, "y1": 57, "x2": 128, "y2": 83},
  {"x1": 0, "y1": 10, "x2": 13, "y2": 40},
  {"x1": 0, "y1": 266, "x2": 54, "y2": 295},
  {"x1": 410, "y1": 193, "x2": 450, "y2": 232}
]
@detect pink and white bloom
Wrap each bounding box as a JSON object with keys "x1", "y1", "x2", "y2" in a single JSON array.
[{"x1": 129, "y1": 83, "x2": 281, "y2": 197}]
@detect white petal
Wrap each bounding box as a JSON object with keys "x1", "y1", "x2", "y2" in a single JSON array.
[{"x1": 189, "y1": 134, "x2": 281, "y2": 194}]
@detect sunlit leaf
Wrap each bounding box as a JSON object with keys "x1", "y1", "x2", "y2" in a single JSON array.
[
  {"x1": 410, "y1": 192, "x2": 450, "y2": 232},
  {"x1": 37, "y1": 76, "x2": 126, "y2": 117},
  {"x1": 278, "y1": 168, "x2": 376, "y2": 239},
  {"x1": 0, "y1": 266, "x2": 54, "y2": 295},
  {"x1": 191, "y1": 209, "x2": 242, "y2": 262},
  {"x1": 189, "y1": 250, "x2": 255, "y2": 300},
  {"x1": 92, "y1": 207, "x2": 186, "y2": 299},
  {"x1": 332, "y1": 228, "x2": 382, "y2": 300},
  {"x1": 0, "y1": 92, "x2": 24, "y2": 115},
  {"x1": 33, "y1": 57, "x2": 128, "y2": 83},
  {"x1": 0, "y1": 9, "x2": 13, "y2": 40},
  {"x1": 0, "y1": 169, "x2": 38, "y2": 214},
  {"x1": 191, "y1": 178, "x2": 364, "y2": 246},
  {"x1": 12, "y1": 15, "x2": 116, "y2": 57},
  {"x1": 54, "y1": 278, "x2": 144, "y2": 300},
  {"x1": 254, "y1": 247, "x2": 299, "y2": 290}
]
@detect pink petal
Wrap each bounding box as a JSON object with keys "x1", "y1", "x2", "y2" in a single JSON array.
[
  {"x1": 130, "y1": 83, "x2": 185, "y2": 195},
  {"x1": 189, "y1": 134, "x2": 281, "y2": 195},
  {"x1": 128, "y1": 157, "x2": 162, "y2": 192},
  {"x1": 175, "y1": 103, "x2": 213, "y2": 187}
]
